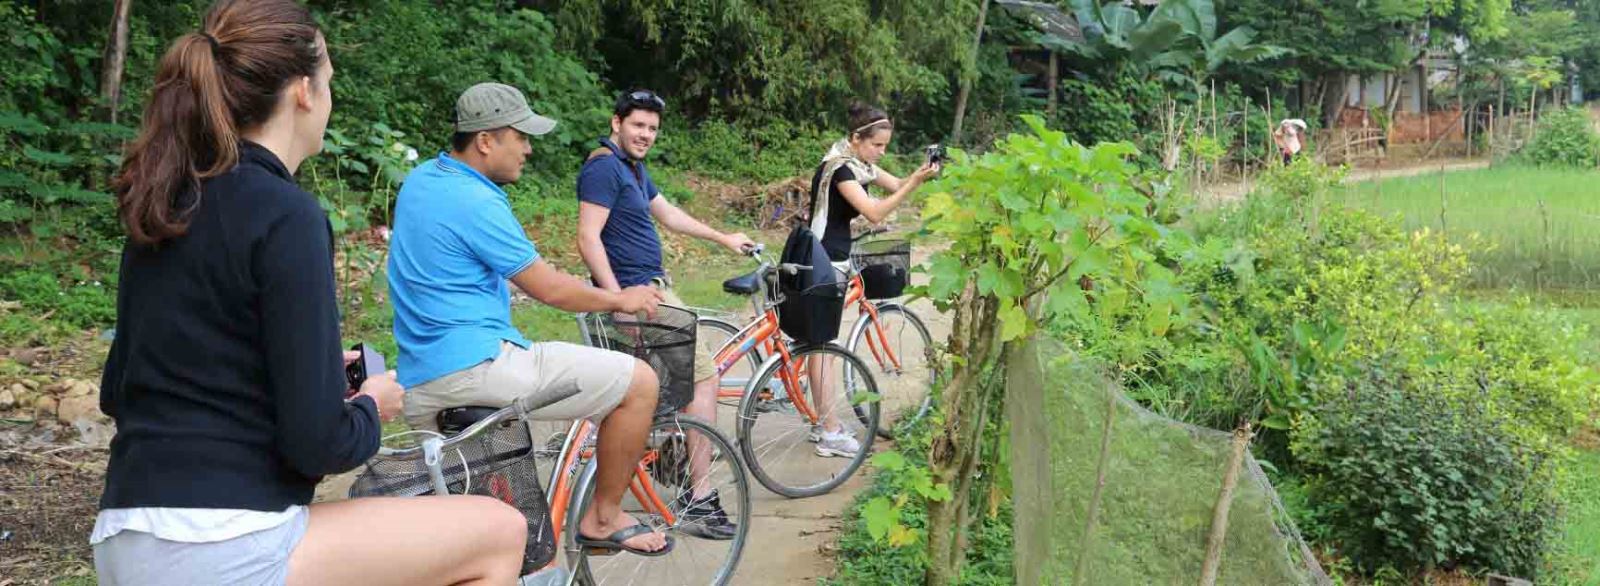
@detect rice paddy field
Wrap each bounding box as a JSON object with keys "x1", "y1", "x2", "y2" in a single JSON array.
[{"x1": 1336, "y1": 166, "x2": 1600, "y2": 291}]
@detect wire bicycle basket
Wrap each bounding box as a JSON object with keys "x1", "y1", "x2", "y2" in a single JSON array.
[
  {"x1": 585, "y1": 305, "x2": 699, "y2": 416},
  {"x1": 349, "y1": 420, "x2": 556, "y2": 573}
]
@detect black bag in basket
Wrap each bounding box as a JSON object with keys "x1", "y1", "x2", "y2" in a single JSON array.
[
  {"x1": 777, "y1": 225, "x2": 846, "y2": 344},
  {"x1": 852, "y1": 239, "x2": 911, "y2": 299}
]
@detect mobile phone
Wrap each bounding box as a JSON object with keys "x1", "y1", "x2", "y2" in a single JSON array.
[
  {"x1": 346, "y1": 343, "x2": 386, "y2": 391},
  {"x1": 924, "y1": 143, "x2": 946, "y2": 166}
]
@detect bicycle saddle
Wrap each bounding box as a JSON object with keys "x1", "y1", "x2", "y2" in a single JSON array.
[
  {"x1": 722, "y1": 271, "x2": 761, "y2": 295},
  {"x1": 435, "y1": 405, "x2": 500, "y2": 435}
]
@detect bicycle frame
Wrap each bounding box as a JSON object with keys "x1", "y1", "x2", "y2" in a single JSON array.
[
  {"x1": 843, "y1": 272, "x2": 908, "y2": 375},
  {"x1": 539, "y1": 416, "x2": 681, "y2": 573}
]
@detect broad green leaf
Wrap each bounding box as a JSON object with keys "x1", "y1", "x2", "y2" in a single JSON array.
[
  {"x1": 850, "y1": 391, "x2": 882, "y2": 405},
  {"x1": 861, "y1": 496, "x2": 897, "y2": 541},
  {"x1": 1069, "y1": 244, "x2": 1111, "y2": 281},
  {"x1": 1100, "y1": 288, "x2": 1129, "y2": 316},
  {"x1": 927, "y1": 254, "x2": 964, "y2": 300},
  {"x1": 1261, "y1": 413, "x2": 1292, "y2": 431},
  {"x1": 1045, "y1": 281, "x2": 1090, "y2": 321},
  {"x1": 887, "y1": 525, "x2": 919, "y2": 547},
  {"x1": 921, "y1": 482, "x2": 953, "y2": 502},
  {"x1": 870, "y1": 451, "x2": 907, "y2": 471},
  {"x1": 999, "y1": 301, "x2": 1029, "y2": 341},
  {"x1": 1145, "y1": 301, "x2": 1172, "y2": 337},
  {"x1": 976, "y1": 263, "x2": 1002, "y2": 296}
]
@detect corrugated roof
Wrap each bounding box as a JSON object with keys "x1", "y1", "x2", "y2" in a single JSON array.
[{"x1": 994, "y1": 0, "x2": 1085, "y2": 44}]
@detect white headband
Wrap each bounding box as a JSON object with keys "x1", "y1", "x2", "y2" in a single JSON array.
[{"x1": 852, "y1": 118, "x2": 891, "y2": 136}]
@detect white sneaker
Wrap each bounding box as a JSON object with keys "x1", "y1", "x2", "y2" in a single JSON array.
[{"x1": 815, "y1": 428, "x2": 860, "y2": 458}]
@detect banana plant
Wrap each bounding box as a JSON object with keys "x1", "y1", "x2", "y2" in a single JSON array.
[{"x1": 1046, "y1": 0, "x2": 1288, "y2": 89}]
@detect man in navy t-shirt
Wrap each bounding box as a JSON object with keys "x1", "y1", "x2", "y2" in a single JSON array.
[{"x1": 577, "y1": 90, "x2": 754, "y2": 540}]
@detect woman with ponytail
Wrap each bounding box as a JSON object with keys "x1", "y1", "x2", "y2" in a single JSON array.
[{"x1": 95, "y1": 1, "x2": 527, "y2": 583}]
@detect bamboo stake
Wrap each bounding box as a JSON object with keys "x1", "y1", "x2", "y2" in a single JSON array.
[{"x1": 1198, "y1": 423, "x2": 1254, "y2": 586}]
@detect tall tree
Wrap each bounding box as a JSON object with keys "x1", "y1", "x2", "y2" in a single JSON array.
[
  {"x1": 949, "y1": 0, "x2": 991, "y2": 146},
  {"x1": 99, "y1": 0, "x2": 133, "y2": 123}
]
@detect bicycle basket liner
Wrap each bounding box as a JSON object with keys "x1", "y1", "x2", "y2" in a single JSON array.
[
  {"x1": 779, "y1": 272, "x2": 847, "y2": 345},
  {"x1": 593, "y1": 305, "x2": 697, "y2": 415},
  {"x1": 851, "y1": 239, "x2": 911, "y2": 299},
  {"x1": 349, "y1": 421, "x2": 556, "y2": 572}
]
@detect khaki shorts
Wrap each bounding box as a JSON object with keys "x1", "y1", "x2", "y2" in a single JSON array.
[
  {"x1": 404, "y1": 341, "x2": 636, "y2": 432},
  {"x1": 652, "y1": 279, "x2": 718, "y2": 383}
]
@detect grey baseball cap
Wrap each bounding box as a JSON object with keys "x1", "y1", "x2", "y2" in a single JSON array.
[{"x1": 454, "y1": 82, "x2": 557, "y2": 136}]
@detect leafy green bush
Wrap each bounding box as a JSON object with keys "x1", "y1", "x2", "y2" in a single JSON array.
[
  {"x1": 654, "y1": 117, "x2": 830, "y2": 183},
  {"x1": 1053, "y1": 75, "x2": 1164, "y2": 152},
  {"x1": 1519, "y1": 107, "x2": 1600, "y2": 169},
  {"x1": 317, "y1": 0, "x2": 611, "y2": 179},
  {"x1": 1069, "y1": 160, "x2": 1599, "y2": 578},
  {"x1": 0, "y1": 267, "x2": 116, "y2": 334},
  {"x1": 827, "y1": 417, "x2": 1014, "y2": 586},
  {"x1": 1291, "y1": 366, "x2": 1560, "y2": 577}
]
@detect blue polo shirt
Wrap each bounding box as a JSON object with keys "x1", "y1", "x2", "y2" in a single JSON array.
[
  {"x1": 577, "y1": 138, "x2": 663, "y2": 287},
  {"x1": 387, "y1": 153, "x2": 537, "y2": 387}
]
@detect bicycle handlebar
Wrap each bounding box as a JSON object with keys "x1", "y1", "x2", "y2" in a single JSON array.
[{"x1": 852, "y1": 226, "x2": 890, "y2": 242}]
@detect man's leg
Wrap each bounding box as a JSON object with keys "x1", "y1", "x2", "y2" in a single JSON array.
[
  {"x1": 685, "y1": 376, "x2": 717, "y2": 498},
  {"x1": 657, "y1": 284, "x2": 722, "y2": 501},
  {"x1": 577, "y1": 360, "x2": 668, "y2": 552}
]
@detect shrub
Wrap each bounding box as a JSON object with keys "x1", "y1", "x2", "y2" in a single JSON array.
[
  {"x1": 1291, "y1": 366, "x2": 1561, "y2": 577},
  {"x1": 1519, "y1": 107, "x2": 1600, "y2": 169},
  {"x1": 827, "y1": 416, "x2": 1014, "y2": 586},
  {"x1": 653, "y1": 118, "x2": 831, "y2": 184}
]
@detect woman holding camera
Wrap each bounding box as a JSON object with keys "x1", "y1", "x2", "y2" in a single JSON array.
[
  {"x1": 796, "y1": 103, "x2": 940, "y2": 459},
  {"x1": 808, "y1": 103, "x2": 942, "y2": 266}
]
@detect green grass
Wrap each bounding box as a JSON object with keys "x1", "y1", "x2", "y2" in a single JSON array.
[
  {"x1": 1558, "y1": 448, "x2": 1600, "y2": 585},
  {"x1": 1335, "y1": 166, "x2": 1600, "y2": 289}
]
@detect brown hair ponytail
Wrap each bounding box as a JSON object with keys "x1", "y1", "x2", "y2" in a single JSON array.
[{"x1": 112, "y1": 0, "x2": 322, "y2": 246}]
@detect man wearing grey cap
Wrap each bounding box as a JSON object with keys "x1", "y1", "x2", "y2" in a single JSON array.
[{"x1": 388, "y1": 82, "x2": 671, "y2": 556}]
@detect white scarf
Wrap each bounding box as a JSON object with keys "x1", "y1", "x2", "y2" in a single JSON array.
[{"x1": 811, "y1": 139, "x2": 879, "y2": 237}]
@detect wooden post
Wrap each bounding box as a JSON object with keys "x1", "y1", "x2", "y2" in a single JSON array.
[
  {"x1": 1047, "y1": 49, "x2": 1059, "y2": 119},
  {"x1": 1243, "y1": 98, "x2": 1251, "y2": 189},
  {"x1": 1198, "y1": 424, "x2": 1254, "y2": 586},
  {"x1": 1074, "y1": 384, "x2": 1120, "y2": 586}
]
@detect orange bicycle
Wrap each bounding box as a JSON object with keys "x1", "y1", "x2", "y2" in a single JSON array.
[
  {"x1": 696, "y1": 245, "x2": 881, "y2": 498},
  {"x1": 700, "y1": 232, "x2": 933, "y2": 443}
]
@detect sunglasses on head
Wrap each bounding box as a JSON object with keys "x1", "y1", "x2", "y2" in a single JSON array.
[{"x1": 624, "y1": 90, "x2": 666, "y2": 111}]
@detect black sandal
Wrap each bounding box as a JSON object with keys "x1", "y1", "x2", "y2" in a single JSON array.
[{"x1": 575, "y1": 520, "x2": 676, "y2": 557}]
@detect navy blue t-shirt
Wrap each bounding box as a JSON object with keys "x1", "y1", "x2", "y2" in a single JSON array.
[{"x1": 577, "y1": 138, "x2": 663, "y2": 287}]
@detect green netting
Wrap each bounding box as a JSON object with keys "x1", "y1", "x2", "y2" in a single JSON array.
[{"x1": 1008, "y1": 339, "x2": 1330, "y2": 586}]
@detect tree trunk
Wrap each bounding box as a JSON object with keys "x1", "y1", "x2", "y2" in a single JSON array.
[
  {"x1": 100, "y1": 0, "x2": 133, "y2": 124},
  {"x1": 949, "y1": 0, "x2": 992, "y2": 146},
  {"x1": 1319, "y1": 72, "x2": 1346, "y2": 129},
  {"x1": 925, "y1": 288, "x2": 1000, "y2": 586},
  {"x1": 1046, "y1": 50, "x2": 1059, "y2": 119}
]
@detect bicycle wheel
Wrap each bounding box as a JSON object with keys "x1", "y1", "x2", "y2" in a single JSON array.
[
  {"x1": 738, "y1": 344, "x2": 879, "y2": 498},
  {"x1": 698, "y1": 316, "x2": 763, "y2": 443},
  {"x1": 568, "y1": 414, "x2": 750, "y2": 586},
  {"x1": 847, "y1": 303, "x2": 935, "y2": 439}
]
